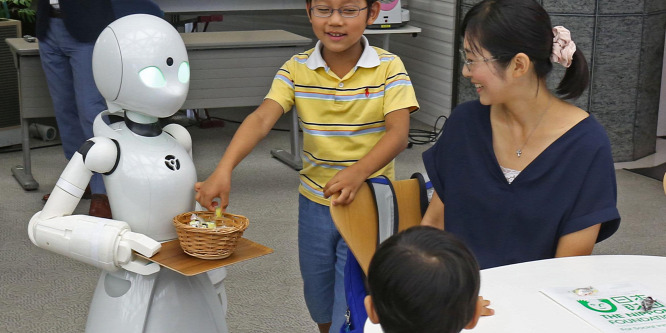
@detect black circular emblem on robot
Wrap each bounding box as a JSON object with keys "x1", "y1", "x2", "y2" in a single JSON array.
[
  {"x1": 164, "y1": 155, "x2": 180, "y2": 171},
  {"x1": 166, "y1": 57, "x2": 174, "y2": 66}
]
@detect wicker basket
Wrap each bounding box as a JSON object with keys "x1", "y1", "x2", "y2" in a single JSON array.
[{"x1": 173, "y1": 211, "x2": 249, "y2": 260}]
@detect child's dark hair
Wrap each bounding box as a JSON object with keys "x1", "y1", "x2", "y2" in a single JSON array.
[
  {"x1": 462, "y1": 0, "x2": 589, "y2": 99},
  {"x1": 367, "y1": 226, "x2": 480, "y2": 333}
]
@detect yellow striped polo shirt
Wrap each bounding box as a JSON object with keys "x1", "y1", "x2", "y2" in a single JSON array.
[{"x1": 265, "y1": 36, "x2": 419, "y2": 206}]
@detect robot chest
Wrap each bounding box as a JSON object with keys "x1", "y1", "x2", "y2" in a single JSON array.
[{"x1": 110, "y1": 138, "x2": 197, "y2": 193}]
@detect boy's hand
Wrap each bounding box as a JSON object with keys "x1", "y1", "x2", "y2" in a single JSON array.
[
  {"x1": 479, "y1": 296, "x2": 495, "y2": 316},
  {"x1": 323, "y1": 166, "x2": 368, "y2": 206},
  {"x1": 194, "y1": 172, "x2": 231, "y2": 212}
]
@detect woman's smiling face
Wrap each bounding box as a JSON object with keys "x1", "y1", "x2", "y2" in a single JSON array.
[{"x1": 461, "y1": 38, "x2": 510, "y2": 106}]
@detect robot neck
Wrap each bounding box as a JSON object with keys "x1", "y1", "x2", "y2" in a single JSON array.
[{"x1": 124, "y1": 111, "x2": 162, "y2": 137}]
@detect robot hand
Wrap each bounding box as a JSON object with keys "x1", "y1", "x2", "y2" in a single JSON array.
[
  {"x1": 116, "y1": 230, "x2": 161, "y2": 275},
  {"x1": 28, "y1": 212, "x2": 161, "y2": 275}
]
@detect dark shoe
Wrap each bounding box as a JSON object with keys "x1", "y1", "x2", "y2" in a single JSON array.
[
  {"x1": 89, "y1": 194, "x2": 112, "y2": 219},
  {"x1": 42, "y1": 185, "x2": 92, "y2": 202}
]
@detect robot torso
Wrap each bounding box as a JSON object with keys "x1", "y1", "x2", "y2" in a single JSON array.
[{"x1": 98, "y1": 117, "x2": 196, "y2": 242}]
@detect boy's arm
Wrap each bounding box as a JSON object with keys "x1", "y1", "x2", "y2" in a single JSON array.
[
  {"x1": 195, "y1": 99, "x2": 285, "y2": 211},
  {"x1": 323, "y1": 108, "x2": 410, "y2": 206}
]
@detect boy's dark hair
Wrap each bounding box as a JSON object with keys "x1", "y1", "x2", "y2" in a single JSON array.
[
  {"x1": 367, "y1": 226, "x2": 480, "y2": 333},
  {"x1": 462, "y1": 0, "x2": 589, "y2": 99}
]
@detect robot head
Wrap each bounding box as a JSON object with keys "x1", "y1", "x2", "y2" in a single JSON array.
[{"x1": 92, "y1": 14, "x2": 189, "y2": 118}]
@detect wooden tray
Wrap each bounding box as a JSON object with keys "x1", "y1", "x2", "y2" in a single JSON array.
[{"x1": 136, "y1": 238, "x2": 273, "y2": 276}]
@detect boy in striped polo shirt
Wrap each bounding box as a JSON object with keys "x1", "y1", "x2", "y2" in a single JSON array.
[{"x1": 196, "y1": 1, "x2": 419, "y2": 331}]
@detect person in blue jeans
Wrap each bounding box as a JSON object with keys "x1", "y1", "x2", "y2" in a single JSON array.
[
  {"x1": 195, "y1": 1, "x2": 419, "y2": 331},
  {"x1": 35, "y1": 0, "x2": 162, "y2": 218}
]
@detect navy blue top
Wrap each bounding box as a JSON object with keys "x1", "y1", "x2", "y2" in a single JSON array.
[{"x1": 423, "y1": 100, "x2": 621, "y2": 269}]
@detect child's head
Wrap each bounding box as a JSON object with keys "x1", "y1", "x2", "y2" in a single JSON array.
[
  {"x1": 305, "y1": 0, "x2": 381, "y2": 57},
  {"x1": 365, "y1": 226, "x2": 482, "y2": 333},
  {"x1": 461, "y1": 0, "x2": 589, "y2": 99}
]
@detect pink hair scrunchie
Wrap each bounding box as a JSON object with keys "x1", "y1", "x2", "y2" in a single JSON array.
[{"x1": 551, "y1": 26, "x2": 576, "y2": 68}]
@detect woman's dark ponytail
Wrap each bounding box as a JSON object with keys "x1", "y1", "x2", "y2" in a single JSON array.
[{"x1": 556, "y1": 48, "x2": 589, "y2": 100}]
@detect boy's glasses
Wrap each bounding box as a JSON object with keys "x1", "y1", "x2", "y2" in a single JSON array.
[
  {"x1": 459, "y1": 49, "x2": 498, "y2": 71},
  {"x1": 310, "y1": 5, "x2": 368, "y2": 18}
]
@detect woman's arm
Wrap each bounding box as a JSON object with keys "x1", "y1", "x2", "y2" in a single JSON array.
[
  {"x1": 554, "y1": 223, "x2": 601, "y2": 257},
  {"x1": 421, "y1": 191, "x2": 444, "y2": 230}
]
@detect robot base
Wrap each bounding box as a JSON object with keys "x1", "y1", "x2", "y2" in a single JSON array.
[{"x1": 86, "y1": 268, "x2": 228, "y2": 333}]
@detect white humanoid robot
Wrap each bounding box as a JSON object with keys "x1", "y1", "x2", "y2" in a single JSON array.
[{"x1": 28, "y1": 14, "x2": 228, "y2": 333}]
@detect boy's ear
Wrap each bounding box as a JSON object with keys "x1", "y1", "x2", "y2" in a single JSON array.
[
  {"x1": 464, "y1": 296, "x2": 484, "y2": 330},
  {"x1": 364, "y1": 296, "x2": 381, "y2": 324},
  {"x1": 305, "y1": 2, "x2": 313, "y2": 22},
  {"x1": 510, "y1": 52, "x2": 531, "y2": 78},
  {"x1": 366, "y1": 1, "x2": 381, "y2": 25}
]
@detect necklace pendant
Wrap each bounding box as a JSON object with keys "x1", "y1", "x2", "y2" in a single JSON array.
[{"x1": 516, "y1": 149, "x2": 522, "y2": 157}]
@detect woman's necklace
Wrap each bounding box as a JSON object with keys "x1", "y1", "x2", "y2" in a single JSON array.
[{"x1": 503, "y1": 98, "x2": 552, "y2": 158}]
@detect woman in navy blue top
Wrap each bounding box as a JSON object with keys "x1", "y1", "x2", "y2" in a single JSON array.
[{"x1": 421, "y1": 0, "x2": 620, "y2": 269}]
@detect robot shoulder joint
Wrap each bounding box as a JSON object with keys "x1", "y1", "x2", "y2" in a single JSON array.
[{"x1": 78, "y1": 137, "x2": 120, "y2": 174}]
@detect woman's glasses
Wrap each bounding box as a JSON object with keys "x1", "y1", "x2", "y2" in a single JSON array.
[{"x1": 460, "y1": 49, "x2": 498, "y2": 71}]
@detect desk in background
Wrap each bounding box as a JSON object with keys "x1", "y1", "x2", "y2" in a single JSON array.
[
  {"x1": 6, "y1": 30, "x2": 311, "y2": 190},
  {"x1": 7, "y1": 26, "x2": 421, "y2": 185},
  {"x1": 153, "y1": 0, "x2": 303, "y2": 14}
]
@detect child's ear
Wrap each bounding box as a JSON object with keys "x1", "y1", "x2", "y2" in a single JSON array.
[
  {"x1": 464, "y1": 296, "x2": 485, "y2": 330},
  {"x1": 364, "y1": 296, "x2": 380, "y2": 324},
  {"x1": 366, "y1": 1, "x2": 381, "y2": 25},
  {"x1": 306, "y1": 2, "x2": 313, "y2": 22}
]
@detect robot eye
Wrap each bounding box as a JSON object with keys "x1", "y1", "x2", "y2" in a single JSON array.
[
  {"x1": 178, "y1": 62, "x2": 190, "y2": 84},
  {"x1": 166, "y1": 57, "x2": 174, "y2": 66},
  {"x1": 139, "y1": 66, "x2": 166, "y2": 88}
]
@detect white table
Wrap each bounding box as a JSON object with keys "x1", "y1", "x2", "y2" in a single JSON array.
[{"x1": 365, "y1": 255, "x2": 666, "y2": 332}]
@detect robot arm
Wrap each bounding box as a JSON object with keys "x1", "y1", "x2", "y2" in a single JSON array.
[
  {"x1": 28, "y1": 213, "x2": 160, "y2": 274},
  {"x1": 28, "y1": 137, "x2": 160, "y2": 275},
  {"x1": 40, "y1": 137, "x2": 117, "y2": 219}
]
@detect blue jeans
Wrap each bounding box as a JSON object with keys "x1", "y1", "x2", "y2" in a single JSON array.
[
  {"x1": 298, "y1": 195, "x2": 348, "y2": 333},
  {"x1": 39, "y1": 17, "x2": 107, "y2": 194}
]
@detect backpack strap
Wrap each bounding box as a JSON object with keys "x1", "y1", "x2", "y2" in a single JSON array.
[
  {"x1": 366, "y1": 176, "x2": 399, "y2": 247},
  {"x1": 410, "y1": 172, "x2": 434, "y2": 217}
]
